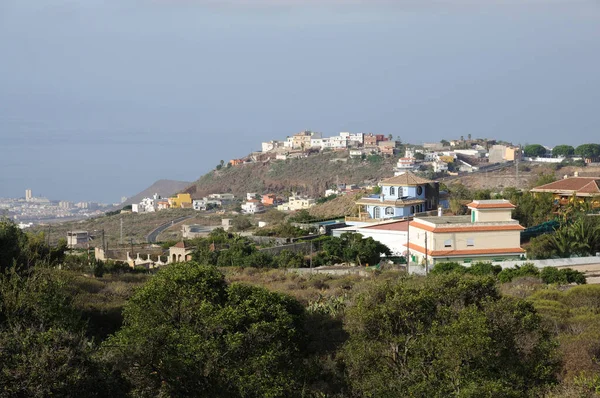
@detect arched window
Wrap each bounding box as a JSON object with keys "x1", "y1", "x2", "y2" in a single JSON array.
[
  {"x1": 390, "y1": 187, "x2": 395, "y2": 196},
  {"x1": 416, "y1": 186, "x2": 423, "y2": 196},
  {"x1": 410, "y1": 206, "x2": 415, "y2": 214},
  {"x1": 385, "y1": 207, "x2": 394, "y2": 215}
]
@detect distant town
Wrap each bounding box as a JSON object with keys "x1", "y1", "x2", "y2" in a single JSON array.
[{"x1": 0, "y1": 189, "x2": 117, "y2": 227}]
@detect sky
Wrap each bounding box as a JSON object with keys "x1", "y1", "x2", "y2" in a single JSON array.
[{"x1": 1, "y1": 0, "x2": 599, "y2": 203}]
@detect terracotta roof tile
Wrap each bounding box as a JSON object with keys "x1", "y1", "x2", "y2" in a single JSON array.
[
  {"x1": 379, "y1": 171, "x2": 435, "y2": 186},
  {"x1": 466, "y1": 200, "x2": 516, "y2": 209},
  {"x1": 531, "y1": 177, "x2": 600, "y2": 195}
]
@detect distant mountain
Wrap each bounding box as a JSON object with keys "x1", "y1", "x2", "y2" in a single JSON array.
[
  {"x1": 184, "y1": 151, "x2": 397, "y2": 199},
  {"x1": 123, "y1": 179, "x2": 192, "y2": 206}
]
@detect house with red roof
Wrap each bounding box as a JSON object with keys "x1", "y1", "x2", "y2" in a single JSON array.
[{"x1": 530, "y1": 174, "x2": 600, "y2": 209}]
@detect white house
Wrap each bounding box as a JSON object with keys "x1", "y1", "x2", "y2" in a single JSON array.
[
  {"x1": 132, "y1": 194, "x2": 160, "y2": 213},
  {"x1": 433, "y1": 160, "x2": 449, "y2": 173},
  {"x1": 349, "y1": 149, "x2": 364, "y2": 158},
  {"x1": 261, "y1": 140, "x2": 284, "y2": 152},
  {"x1": 333, "y1": 219, "x2": 409, "y2": 258},
  {"x1": 394, "y1": 158, "x2": 418, "y2": 175},
  {"x1": 241, "y1": 200, "x2": 265, "y2": 214},
  {"x1": 311, "y1": 138, "x2": 324, "y2": 148}
]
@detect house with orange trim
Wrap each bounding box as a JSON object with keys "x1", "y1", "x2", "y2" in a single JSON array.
[{"x1": 407, "y1": 199, "x2": 525, "y2": 266}]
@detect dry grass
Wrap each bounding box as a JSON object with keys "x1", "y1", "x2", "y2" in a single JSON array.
[
  {"x1": 30, "y1": 209, "x2": 204, "y2": 246},
  {"x1": 221, "y1": 267, "x2": 401, "y2": 305}
]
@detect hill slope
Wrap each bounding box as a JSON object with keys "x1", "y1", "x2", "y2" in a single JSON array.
[
  {"x1": 124, "y1": 179, "x2": 192, "y2": 205},
  {"x1": 185, "y1": 152, "x2": 396, "y2": 198}
]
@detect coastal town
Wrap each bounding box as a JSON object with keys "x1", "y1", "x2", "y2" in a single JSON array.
[{"x1": 30, "y1": 130, "x2": 596, "y2": 278}]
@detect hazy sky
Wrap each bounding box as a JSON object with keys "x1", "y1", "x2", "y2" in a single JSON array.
[{"x1": 1, "y1": 0, "x2": 599, "y2": 203}]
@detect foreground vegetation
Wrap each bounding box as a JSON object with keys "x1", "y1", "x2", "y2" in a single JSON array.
[{"x1": 2, "y1": 218, "x2": 600, "y2": 397}]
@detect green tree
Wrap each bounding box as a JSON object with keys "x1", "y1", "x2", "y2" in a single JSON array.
[
  {"x1": 0, "y1": 268, "x2": 124, "y2": 397},
  {"x1": 575, "y1": 143, "x2": 600, "y2": 161},
  {"x1": 552, "y1": 145, "x2": 575, "y2": 158},
  {"x1": 440, "y1": 139, "x2": 450, "y2": 147},
  {"x1": 524, "y1": 144, "x2": 548, "y2": 158},
  {"x1": 0, "y1": 218, "x2": 27, "y2": 273},
  {"x1": 342, "y1": 274, "x2": 559, "y2": 397},
  {"x1": 414, "y1": 152, "x2": 425, "y2": 160},
  {"x1": 527, "y1": 234, "x2": 557, "y2": 259},
  {"x1": 103, "y1": 262, "x2": 307, "y2": 397}
]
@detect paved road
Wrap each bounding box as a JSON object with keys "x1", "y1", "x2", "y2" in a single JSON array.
[{"x1": 146, "y1": 215, "x2": 195, "y2": 243}]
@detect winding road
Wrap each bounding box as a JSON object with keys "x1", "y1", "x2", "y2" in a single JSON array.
[{"x1": 146, "y1": 215, "x2": 195, "y2": 243}]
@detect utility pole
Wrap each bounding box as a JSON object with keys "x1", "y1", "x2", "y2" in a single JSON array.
[
  {"x1": 424, "y1": 232, "x2": 428, "y2": 275},
  {"x1": 516, "y1": 148, "x2": 520, "y2": 189},
  {"x1": 120, "y1": 218, "x2": 123, "y2": 246},
  {"x1": 406, "y1": 217, "x2": 410, "y2": 275},
  {"x1": 309, "y1": 241, "x2": 313, "y2": 271}
]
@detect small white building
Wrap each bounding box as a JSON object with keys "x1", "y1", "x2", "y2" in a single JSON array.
[
  {"x1": 67, "y1": 231, "x2": 89, "y2": 248},
  {"x1": 241, "y1": 200, "x2": 265, "y2": 214},
  {"x1": 394, "y1": 158, "x2": 418, "y2": 175},
  {"x1": 433, "y1": 161, "x2": 449, "y2": 173},
  {"x1": 349, "y1": 149, "x2": 364, "y2": 158},
  {"x1": 340, "y1": 132, "x2": 364, "y2": 145},
  {"x1": 261, "y1": 140, "x2": 284, "y2": 152},
  {"x1": 132, "y1": 194, "x2": 160, "y2": 213}
]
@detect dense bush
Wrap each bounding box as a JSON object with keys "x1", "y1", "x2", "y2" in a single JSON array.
[
  {"x1": 343, "y1": 273, "x2": 559, "y2": 397},
  {"x1": 102, "y1": 262, "x2": 308, "y2": 397},
  {"x1": 540, "y1": 267, "x2": 587, "y2": 285},
  {"x1": 498, "y1": 264, "x2": 540, "y2": 283}
]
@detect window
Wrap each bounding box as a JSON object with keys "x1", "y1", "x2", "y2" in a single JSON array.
[
  {"x1": 374, "y1": 207, "x2": 381, "y2": 218},
  {"x1": 467, "y1": 238, "x2": 475, "y2": 247},
  {"x1": 416, "y1": 186, "x2": 423, "y2": 196},
  {"x1": 444, "y1": 239, "x2": 452, "y2": 248},
  {"x1": 411, "y1": 206, "x2": 415, "y2": 214},
  {"x1": 390, "y1": 187, "x2": 395, "y2": 196},
  {"x1": 385, "y1": 207, "x2": 394, "y2": 215}
]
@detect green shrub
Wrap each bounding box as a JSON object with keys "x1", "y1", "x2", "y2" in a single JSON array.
[
  {"x1": 540, "y1": 267, "x2": 586, "y2": 285},
  {"x1": 468, "y1": 262, "x2": 502, "y2": 276},
  {"x1": 430, "y1": 262, "x2": 466, "y2": 275},
  {"x1": 498, "y1": 263, "x2": 540, "y2": 283}
]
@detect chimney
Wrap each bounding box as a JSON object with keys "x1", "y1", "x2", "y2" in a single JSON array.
[
  {"x1": 438, "y1": 207, "x2": 443, "y2": 217},
  {"x1": 380, "y1": 193, "x2": 385, "y2": 202}
]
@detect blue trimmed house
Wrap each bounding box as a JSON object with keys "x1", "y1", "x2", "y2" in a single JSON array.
[{"x1": 351, "y1": 172, "x2": 448, "y2": 223}]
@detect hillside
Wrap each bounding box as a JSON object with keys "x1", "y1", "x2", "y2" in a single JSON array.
[
  {"x1": 185, "y1": 151, "x2": 397, "y2": 198},
  {"x1": 123, "y1": 179, "x2": 192, "y2": 206},
  {"x1": 308, "y1": 193, "x2": 364, "y2": 219}
]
